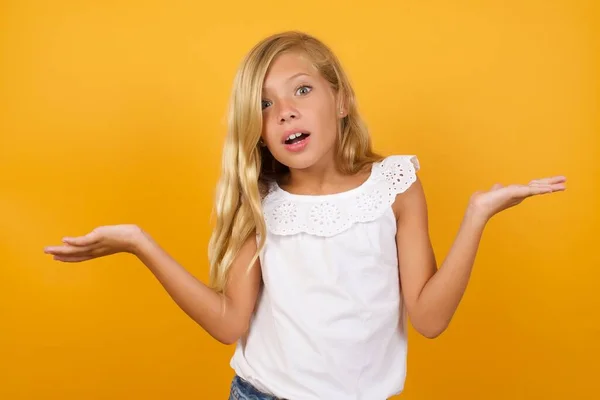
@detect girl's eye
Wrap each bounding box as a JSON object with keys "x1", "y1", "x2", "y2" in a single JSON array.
[
  {"x1": 296, "y1": 85, "x2": 312, "y2": 95},
  {"x1": 261, "y1": 86, "x2": 311, "y2": 110}
]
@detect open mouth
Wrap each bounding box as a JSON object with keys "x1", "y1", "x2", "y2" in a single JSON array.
[{"x1": 284, "y1": 132, "x2": 310, "y2": 145}]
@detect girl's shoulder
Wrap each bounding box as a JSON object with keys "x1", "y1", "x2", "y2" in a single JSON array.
[{"x1": 261, "y1": 154, "x2": 420, "y2": 237}]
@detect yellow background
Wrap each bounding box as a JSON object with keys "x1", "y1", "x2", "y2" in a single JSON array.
[{"x1": 1, "y1": 1, "x2": 598, "y2": 399}]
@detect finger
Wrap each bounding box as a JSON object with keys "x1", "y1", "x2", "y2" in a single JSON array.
[
  {"x1": 548, "y1": 182, "x2": 567, "y2": 191},
  {"x1": 527, "y1": 185, "x2": 554, "y2": 195},
  {"x1": 62, "y1": 231, "x2": 101, "y2": 247},
  {"x1": 44, "y1": 244, "x2": 97, "y2": 256},
  {"x1": 530, "y1": 176, "x2": 567, "y2": 185},
  {"x1": 490, "y1": 183, "x2": 503, "y2": 191},
  {"x1": 528, "y1": 183, "x2": 568, "y2": 195},
  {"x1": 529, "y1": 181, "x2": 567, "y2": 192},
  {"x1": 52, "y1": 255, "x2": 96, "y2": 263},
  {"x1": 507, "y1": 184, "x2": 552, "y2": 199}
]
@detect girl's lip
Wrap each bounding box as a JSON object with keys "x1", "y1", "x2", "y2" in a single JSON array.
[{"x1": 284, "y1": 134, "x2": 311, "y2": 152}]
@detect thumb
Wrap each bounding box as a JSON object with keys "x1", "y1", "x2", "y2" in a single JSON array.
[{"x1": 62, "y1": 231, "x2": 101, "y2": 247}]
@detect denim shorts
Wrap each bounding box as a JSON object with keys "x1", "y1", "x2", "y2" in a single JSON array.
[{"x1": 228, "y1": 375, "x2": 286, "y2": 400}]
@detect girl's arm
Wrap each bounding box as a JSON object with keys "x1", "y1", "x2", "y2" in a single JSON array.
[
  {"x1": 44, "y1": 225, "x2": 261, "y2": 345},
  {"x1": 133, "y1": 229, "x2": 261, "y2": 345},
  {"x1": 393, "y1": 175, "x2": 565, "y2": 338}
]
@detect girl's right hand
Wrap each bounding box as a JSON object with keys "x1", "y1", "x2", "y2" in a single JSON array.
[{"x1": 44, "y1": 224, "x2": 145, "y2": 262}]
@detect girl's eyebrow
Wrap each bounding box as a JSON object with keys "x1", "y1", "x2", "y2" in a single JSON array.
[
  {"x1": 286, "y1": 72, "x2": 310, "y2": 82},
  {"x1": 263, "y1": 72, "x2": 311, "y2": 92}
]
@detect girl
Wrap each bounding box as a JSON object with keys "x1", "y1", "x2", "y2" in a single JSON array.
[{"x1": 44, "y1": 31, "x2": 566, "y2": 399}]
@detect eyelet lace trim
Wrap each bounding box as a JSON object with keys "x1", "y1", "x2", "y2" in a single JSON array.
[{"x1": 262, "y1": 155, "x2": 420, "y2": 237}]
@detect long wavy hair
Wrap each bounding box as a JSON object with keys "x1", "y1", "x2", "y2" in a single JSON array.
[{"x1": 207, "y1": 31, "x2": 382, "y2": 293}]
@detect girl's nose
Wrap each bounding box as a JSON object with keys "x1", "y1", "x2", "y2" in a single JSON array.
[{"x1": 278, "y1": 103, "x2": 299, "y2": 123}]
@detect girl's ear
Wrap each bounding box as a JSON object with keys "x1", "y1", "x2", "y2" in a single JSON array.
[
  {"x1": 337, "y1": 100, "x2": 347, "y2": 119},
  {"x1": 336, "y1": 93, "x2": 348, "y2": 118}
]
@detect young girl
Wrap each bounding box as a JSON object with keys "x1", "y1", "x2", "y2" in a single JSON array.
[{"x1": 44, "y1": 31, "x2": 566, "y2": 399}]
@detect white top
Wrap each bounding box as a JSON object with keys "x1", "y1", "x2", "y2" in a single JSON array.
[{"x1": 230, "y1": 155, "x2": 420, "y2": 400}]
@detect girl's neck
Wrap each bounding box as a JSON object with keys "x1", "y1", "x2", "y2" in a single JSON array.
[{"x1": 280, "y1": 156, "x2": 372, "y2": 196}]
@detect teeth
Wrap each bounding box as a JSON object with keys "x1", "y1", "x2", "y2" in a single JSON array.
[{"x1": 286, "y1": 132, "x2": 303, "y2": 141}]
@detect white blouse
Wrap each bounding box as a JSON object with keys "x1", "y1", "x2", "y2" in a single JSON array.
[{"x1": 230, "y1": 155, "x2": 420, "y2": 399}]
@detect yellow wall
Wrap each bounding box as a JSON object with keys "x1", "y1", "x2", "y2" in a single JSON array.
[{"x1": 1, "y1": 1, "x2": 598, "y2": 399}]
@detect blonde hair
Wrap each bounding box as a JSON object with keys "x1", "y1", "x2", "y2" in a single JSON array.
[{"x1": 207, "y1": 31, "x2": 382, "y2": 293}]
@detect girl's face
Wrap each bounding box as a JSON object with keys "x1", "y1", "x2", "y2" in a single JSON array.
[{"x1": 260, "y1": 51, "x2": 343, "y2": 171}]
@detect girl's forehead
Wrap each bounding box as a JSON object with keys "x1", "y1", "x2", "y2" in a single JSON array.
[{"x1": 263, "y1": 52, "x2": 319, "y2": 90}]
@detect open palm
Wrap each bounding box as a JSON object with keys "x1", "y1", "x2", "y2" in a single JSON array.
[
  {"x1": 44, "y1": 224, "x2": 143, "y2": 262},
  {"x1": 470, "y1": 175, "x2": 567, "y2": 219}
]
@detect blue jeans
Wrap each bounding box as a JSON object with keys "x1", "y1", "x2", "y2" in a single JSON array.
[{"x1": 228, "y1": 375, "x2": 285, "y2": 400}]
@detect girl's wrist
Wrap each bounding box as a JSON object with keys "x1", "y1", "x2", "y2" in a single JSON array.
[
  {"x1": 128, "y1": 226, "x2": 152, "y2": 256},
  {"x1": 464, "y1": 202, "x2": 491, "y2": 230}
]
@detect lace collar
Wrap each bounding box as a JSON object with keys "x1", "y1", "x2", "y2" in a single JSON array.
[{"x1": 261, "y1": 155, "x2": 420, "y2": 237}]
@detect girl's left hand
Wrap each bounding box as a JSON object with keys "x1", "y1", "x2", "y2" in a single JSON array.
[{"x1": 468, "y1": 175, "x2": 567, "y2": 221}]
